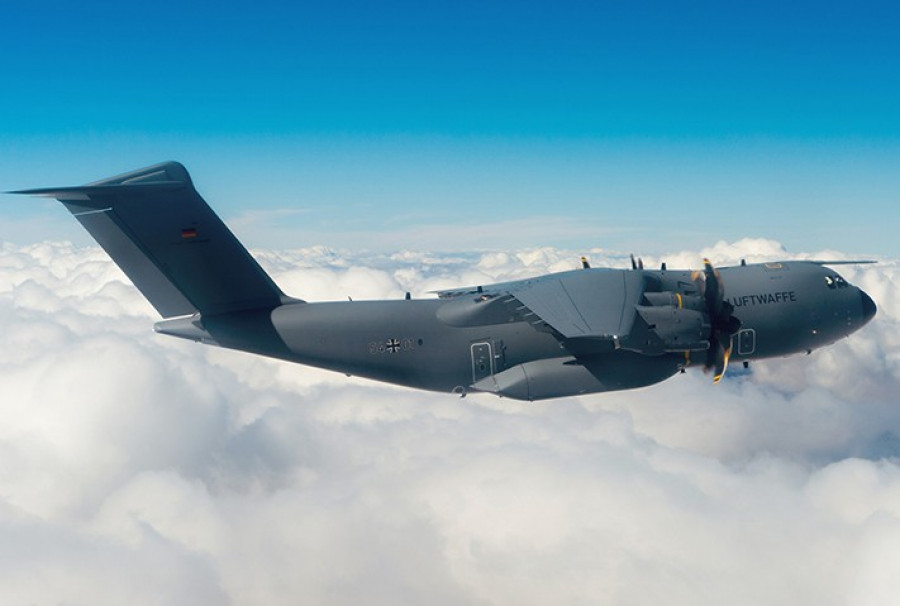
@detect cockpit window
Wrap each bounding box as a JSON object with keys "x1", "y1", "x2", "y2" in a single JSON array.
[{"x1": 825, "y1": 274, "x2": 849, "y2": 289}]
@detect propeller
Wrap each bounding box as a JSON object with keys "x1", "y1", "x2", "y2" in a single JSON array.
[{"x1": 696, "y1": 258, "x2": 742, "y2": 383}]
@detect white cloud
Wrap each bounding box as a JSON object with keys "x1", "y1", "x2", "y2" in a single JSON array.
[{"x1": 1, "y1": 239, "x2": 899, "y2": 605}]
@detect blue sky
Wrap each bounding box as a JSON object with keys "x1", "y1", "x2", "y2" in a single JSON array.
[{"x1": 2, "y1": 0, "x2": 899, "y2": 255}]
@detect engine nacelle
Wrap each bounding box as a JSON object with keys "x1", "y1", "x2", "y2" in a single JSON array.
[
  {"x1": 625, "y1": 305, "x2": 710, "y2": 354},
  {"x1": 642, "y1": 291, "x2": 705, "y2": 311}
]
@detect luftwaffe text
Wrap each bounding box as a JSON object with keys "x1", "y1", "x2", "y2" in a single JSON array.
[{"x1": 728, "y1": 291, "x2": 797, "y2": 307}]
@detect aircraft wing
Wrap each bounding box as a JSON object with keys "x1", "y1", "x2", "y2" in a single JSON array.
[{"x1": 436, "y1": 268, "x2": 645, "y2": 340}]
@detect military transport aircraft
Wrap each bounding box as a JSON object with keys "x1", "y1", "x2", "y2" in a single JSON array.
[{"x1": 13, "y1": 162, "x2": 877, "y2": 400}]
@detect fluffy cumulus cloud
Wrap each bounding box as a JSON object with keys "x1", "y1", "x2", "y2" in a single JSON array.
[{"x1": 1, "y1": 238, "x2": 899, "y2": 605}]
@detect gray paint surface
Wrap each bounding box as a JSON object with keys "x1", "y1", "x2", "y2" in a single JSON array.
[{"x1": 13, "y1": 162, "x2": 877, "y2": 400}]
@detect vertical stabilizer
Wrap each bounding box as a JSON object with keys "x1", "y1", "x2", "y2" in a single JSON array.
[{"x1": 13, "y1": 162, "x2": 294, "y2": 317}]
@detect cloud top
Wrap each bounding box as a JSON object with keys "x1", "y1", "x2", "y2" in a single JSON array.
[{"x1": 1, "y1": 239, "x2": 899, "y2": 605}]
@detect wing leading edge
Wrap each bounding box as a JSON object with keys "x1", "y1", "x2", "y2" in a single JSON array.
[{"x1": 437, "y1": 269, "x2": 645, "y2": 341}]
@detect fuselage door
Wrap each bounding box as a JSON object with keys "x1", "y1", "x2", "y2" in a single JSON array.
[
  {"x1": 471, "y1": 342, "x2": 493, "y2": 383},
  {"x1": 737, "y1": 328, "x2": 756, "y2": 356}
]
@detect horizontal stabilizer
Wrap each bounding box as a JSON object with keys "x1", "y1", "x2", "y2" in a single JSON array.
[
  {"x1": 808, "y1": 259, "x2": 876, "y2": 266},
  {"x1": 12, "y1": 162, "x2": 294, "y2": 317}
]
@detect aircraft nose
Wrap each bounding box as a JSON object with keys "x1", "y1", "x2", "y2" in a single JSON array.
[{"x1": 860, "y1": 289, "x2": 877, "y2": 325}]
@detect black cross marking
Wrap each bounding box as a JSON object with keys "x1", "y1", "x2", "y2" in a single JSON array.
[{"x1": 386, "y1": 338, "x2": 401, "y2": 353}]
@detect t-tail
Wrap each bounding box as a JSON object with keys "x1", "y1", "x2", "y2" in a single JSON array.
[
  {"x1": 12, "y1": 161, "x2": 300, "y2": 318},
  {"x1": 12, "y1": 162, "x2": 304, "y2": 356}
]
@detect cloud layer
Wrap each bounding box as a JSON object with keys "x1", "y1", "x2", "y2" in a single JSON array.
[{"x1": 1, "y1": 239, "x2": 899, "y2": 605}]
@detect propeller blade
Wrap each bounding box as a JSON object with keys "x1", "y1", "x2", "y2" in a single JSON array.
[
  {"x1": 703, "y1": 258, "x2": 724, "y2": 316},
  {"x1": 712, "y1": 337, "x2": 732, "y2": 384},
  {"x1": 698, "y1": 258, "x2": 741, "y2": 384},
  {"x1": 722, "y1": 310, "x2": 742, "y2": 336}
]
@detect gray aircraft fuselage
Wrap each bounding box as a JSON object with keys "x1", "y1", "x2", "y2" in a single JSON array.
[
  {"x1": 157, "y1": 261, "x2": 875, "y2": 400},
  {"x1": 14, "y1": 161, "x2": 877, "y2": 401}
]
